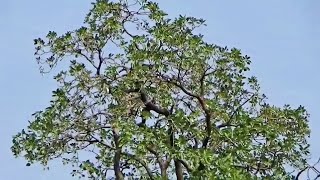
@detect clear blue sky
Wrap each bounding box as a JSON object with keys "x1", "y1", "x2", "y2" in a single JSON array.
[{"x1": 1, "y1": 0, "x2": 319, "y2": 179}]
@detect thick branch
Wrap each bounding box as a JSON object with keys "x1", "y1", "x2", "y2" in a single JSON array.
[
  {"x1": 169, "y1": 124, "x2": 183, "y2": 180},
  {"x1": 179, "y1": 159, "x2": 193, "y2": 173},
  {"x1": 146, "y1": 146, "x2": 168, "y2": 178},
  {"x1": 126, "y1": 88, "x2": 170, "y2": 116},
  {"x1": 112, "y1": 127, "x2": 124, "y2": 180},
  {"x1": 174, "y1": 160, "x2": 183, "y2": 180}
]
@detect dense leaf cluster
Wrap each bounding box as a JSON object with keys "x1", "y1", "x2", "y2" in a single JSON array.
[{"x1": 12, "y1": 0, "x2": 310, "y2": 179}]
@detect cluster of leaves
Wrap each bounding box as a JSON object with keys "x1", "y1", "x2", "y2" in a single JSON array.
[{"x1": 12, "y1": 0, "x2": 311, "y2": 179}]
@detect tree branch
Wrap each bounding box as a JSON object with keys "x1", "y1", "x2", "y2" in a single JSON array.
[
  {"x1": 112, "y1": 127, "x2": 124, "y2": 180},
  {"x1": 179, "y1": 159, "x2": 193, "y2": 173},
  {"x1": 146, "y1": 146, "x2": 168, "y2": 179},
  {"x1": 121, "y1": 152, "x2": 155, "y2": 180},
  {"x1": 174, "y1": 160, "x2": 183, "y2": 180},
  {"x1": 159, "y1": 75, "x2": 212, "y2": 148},
  {"x1": 96, "y1": 49, "x2": 103, "y2": 75},
  {"x1": 126, "y1": 87, "x2": 170, "y2": 116}
]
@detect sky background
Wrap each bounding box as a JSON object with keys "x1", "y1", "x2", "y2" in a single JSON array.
[{"x1": 0, "y1": 0, "x2": 319, "y2": 179}]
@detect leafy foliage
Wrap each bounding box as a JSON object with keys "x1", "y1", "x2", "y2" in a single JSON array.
[{"x1": 12, "y1": 0, "x2": 310, "y2": 179}]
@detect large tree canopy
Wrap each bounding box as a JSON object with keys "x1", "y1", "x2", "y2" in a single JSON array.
[{"x1": 12, "y1": 0, "x2": 311, "y2": 179}]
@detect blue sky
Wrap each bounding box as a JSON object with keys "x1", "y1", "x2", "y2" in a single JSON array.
[{"x1": 1, "y1": 0, "x2": 319, "y2": 179}]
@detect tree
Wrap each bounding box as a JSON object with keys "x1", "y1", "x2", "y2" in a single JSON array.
[{"x1": 11, "y1": 0, "x2": 311, "y2": 179}]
